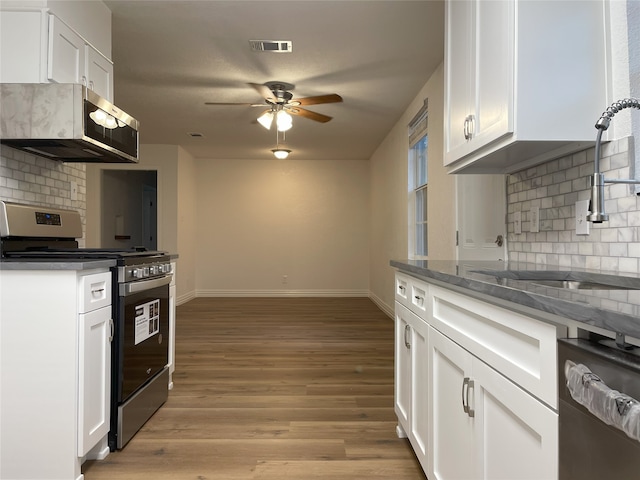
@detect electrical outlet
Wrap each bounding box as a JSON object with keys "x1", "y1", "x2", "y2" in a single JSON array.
[
  {"x1": 530, "y1": 206, "x2": 540, "y2": 233},
  {"x1": 514, "y1": 211, "x2": 522, "y2": 235},
  {"x1": 282, "y1": 275, "x2": 288, "y2": 284},
  {"x1": 575, "y1": 200, "x2": 590, "y2": 235}
]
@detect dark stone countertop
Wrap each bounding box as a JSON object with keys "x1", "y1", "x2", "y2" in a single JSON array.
[
  {"x1": 0, "y1": 258, "x2": 117, "y2": 271},
  {"x1": 391, "y1": 259, "x2": 640, "y2": 340}
]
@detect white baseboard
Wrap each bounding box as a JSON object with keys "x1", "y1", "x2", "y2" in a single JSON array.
[
  {"x1": 176, "y1": 290, "x2": 196, "y2": 305},
  {"x1": 195, "y1": 289, "x2": 370, "y2": 297},
  {"x1": 178, "y1": 289, "x2": 393, "y2": 317},
  {"x1": 369, "y1": 291, "x2": 393, "y2": 318}
]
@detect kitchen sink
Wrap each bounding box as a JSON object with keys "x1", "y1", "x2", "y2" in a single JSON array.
[
  {"x1": 529, "y1": 280, "x2": 634, "y2": 290},
  {"x1": 470, "y1": 269, "x2": 640, "y2": 290}
]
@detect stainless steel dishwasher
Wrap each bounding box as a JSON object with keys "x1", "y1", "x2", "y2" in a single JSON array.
[{"x1": 558, "y1": 336, "x2": 640, "y2": 479}]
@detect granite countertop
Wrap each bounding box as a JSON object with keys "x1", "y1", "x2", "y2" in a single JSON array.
[
  {"x1": 0, "y1": 258, "x2": 117, "y2": 271},
  {"x1": 391, "y1": 259, "x2": 640, "y2": 340}
]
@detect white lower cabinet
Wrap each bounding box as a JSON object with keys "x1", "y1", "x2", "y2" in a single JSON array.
[
  {"x1": 78, "y1": 305, "x2": 112, "y2": 456},
  {"x1": 394, "y1": 273, "x2": 560, "y2": 480},
  {"x1": 394, "y1": 303, "x2": 429, "y2": 471},
  {"x1": 429, "y1": 327, "x2": 557, "y2": 480},
  {"x1": 0, "y1": 268, "x2": 112, "y2": 479}
]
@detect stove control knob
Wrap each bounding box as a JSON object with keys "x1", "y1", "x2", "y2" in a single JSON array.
[
  {"x1": 132, "y1": 268, "x2": 142, "y2": 278},
  {"x1": 143, "y1": 267, "x2": 150, "y2": 277}
]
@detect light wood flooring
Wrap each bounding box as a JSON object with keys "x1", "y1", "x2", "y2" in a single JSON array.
[{"x1": 83, "y1": 297, "x2": 426, "y2": 480}]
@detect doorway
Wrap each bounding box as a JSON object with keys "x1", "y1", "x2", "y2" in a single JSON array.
[
  {"x1": 101, "y1": 170, "x2": 158, "y2": 250},
  {"x1": 456, "y1": 174, "x2": 507, "y2": 262}
]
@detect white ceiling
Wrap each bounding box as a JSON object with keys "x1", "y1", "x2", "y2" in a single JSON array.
[{"x1": 104, "y1": 0, "x2": 444, "y2": 161}]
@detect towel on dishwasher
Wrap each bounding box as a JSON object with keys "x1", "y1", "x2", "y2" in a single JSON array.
[{"x1": 566, "y1": 362, "x2": 640, "y2": 443}]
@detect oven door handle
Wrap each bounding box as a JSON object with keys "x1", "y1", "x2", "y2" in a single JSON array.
[{"x1": 120, "y1": 274, "x2": 172, "y2": 296}]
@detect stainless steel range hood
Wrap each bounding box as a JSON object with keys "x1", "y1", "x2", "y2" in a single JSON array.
[{"x1": 0, "y1": 83, "x2": 139, "y2": 163}]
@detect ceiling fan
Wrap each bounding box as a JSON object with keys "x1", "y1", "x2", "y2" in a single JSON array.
[{"x1": 205, "y1": 81, "x2": 343, "y2": 130}]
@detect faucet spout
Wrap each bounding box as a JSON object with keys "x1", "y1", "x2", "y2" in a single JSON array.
[
  {"x1": 587, "y1": 173, "x2": 608, "y2": 223},
  {"x1": 587, "y1": 98, "x2": 640, "y2": 223}
]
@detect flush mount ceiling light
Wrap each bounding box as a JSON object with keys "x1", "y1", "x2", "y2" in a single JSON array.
[
  {"x1": 271, "y1": 148, "x2": 291, "y2": 159},
  {"x1": 271, "y1": 129, "x2": 291, "y2": 159}
]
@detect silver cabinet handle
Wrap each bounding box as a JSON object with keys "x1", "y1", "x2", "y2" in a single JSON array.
[
  {"x1": 467, "y1": 114, "x2": 475, "y2": 140},
  {"x1": 108, "y1": 318, "x2": 114, "y2": 342},
  {"x1": 462, "y1": 377, "x2": 469, "y2": 413},
  {"x1": 404, "y1": 324, "x2": 411, "y2": 349},
  {"x1": 462, "y1": 377, "x2": 475, "y2": 417},
  {"x1": 463, "y1": 116, "x2": 470, "y2": 140}
]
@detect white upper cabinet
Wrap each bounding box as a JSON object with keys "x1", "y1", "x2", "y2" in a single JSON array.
[
  {"x1": 0, "y1": 6, "x2": 113, "y2": 102},
  {"x1": 444, "y1": 0, "x2": 609, "y2": 174},
  {"x1": 48, "y1": 14, "x2": 113, "y2": 100},
  {"x1": 48, "y1": 14, "x2": 85, "y2": 84}
]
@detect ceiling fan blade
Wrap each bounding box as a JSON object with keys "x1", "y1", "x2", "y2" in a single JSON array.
[
  {"x1": 287, "y1": 106, "x2": 332, "y2": 123},
  {"x1": 295, "y1": 94, "x2": 343, "y2": 106},
  {"x1": 249, "y1": 83, "x2": 277, "y2": 103}
]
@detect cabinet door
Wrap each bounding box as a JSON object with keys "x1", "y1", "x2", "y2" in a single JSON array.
[
  {"x1": 87, "y1": 45, "x2": 113, "y2": 101},
  {"x1": 473, "y1": 359, "x2": 557, "y2": 480},
  {"x1": 48, "y1": 14, "x2": 85, "y2": 85},
  {"x1": 78, "y1": 306, "x2": 112, "y2": 457},
  {"x1": 394, "y1": 304, "x2": 412, "y2": 435},
  {"x1": 429, "y1": 328, "x2": 475, "y2": 480},
  {"x1": 444, "y1": 0, "x2": 514, "y2": 166},
  {"x1": 444, "y1": 0, "x2": 473, "y2": 162},
  {"x1": 409, "y1": 313, "x2": 429, "y2": 471},
  {"x1": 472, "y1": 0, "x2": 513, "y2": 151}
]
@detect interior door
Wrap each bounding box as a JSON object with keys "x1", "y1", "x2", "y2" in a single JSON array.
[{"x1": 456, "y1": 174, "x2": 506, "y2": 262}]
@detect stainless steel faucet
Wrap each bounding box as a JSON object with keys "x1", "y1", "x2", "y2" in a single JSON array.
[{"x1": 587, "y1": 98, "x2": 640, "y2": 223}]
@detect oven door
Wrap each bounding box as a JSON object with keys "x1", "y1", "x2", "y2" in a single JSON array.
[{"x1": 116, "y1": 275, "x2": 171, "y2": 402}]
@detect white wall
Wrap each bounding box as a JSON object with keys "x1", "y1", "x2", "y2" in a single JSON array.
[
  {"x1": 369, "y1": 62, "x2": 455, "y2": 315},
  {"x1": 86, "y1": 144, "x2": 198, "y2": 303},
  {"x1": 176, "y1": 146, "x2": 197, "y2": 303},
  {"x1": 193, "y1": 158, "x2": 370, "y2": 296}
]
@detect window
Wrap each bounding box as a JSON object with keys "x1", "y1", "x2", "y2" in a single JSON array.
[{"x1": 408, "y1": 99, "x2": 428, "y2": 258}]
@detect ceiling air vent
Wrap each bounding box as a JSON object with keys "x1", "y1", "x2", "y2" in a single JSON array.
[{"x1": 249, "y1": 40, "x2": 292, "y2": 53}]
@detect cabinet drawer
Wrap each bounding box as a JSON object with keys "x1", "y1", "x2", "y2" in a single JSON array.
[
  {"x1": 79, "y1": 272, "x2": 111, "y2": 313},
  {"x1": 395, "y1": 273, "x2": 429, "y2": 318},
  {"x1": 429, "y1": 284, "x2": 559, "y2": 408},
  {"x1": 395, "y1": 273, "x2": 410, "y2": 306}
]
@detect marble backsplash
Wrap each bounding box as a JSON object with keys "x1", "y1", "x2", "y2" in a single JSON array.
[
  {"x1": 0, "y1": 145, "x2": 86, "y2": 242},
  {"x1": 507, "y1": 136, "x2": 640, "y2": 273}
]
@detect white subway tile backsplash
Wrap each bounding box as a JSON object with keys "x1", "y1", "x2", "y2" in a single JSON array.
[
  {"x1": 0, "y1": 146, "x2": 86, "y2": 241},
  {"x1": 508, "y1": 137, "x2": 640, "y2": 275}
]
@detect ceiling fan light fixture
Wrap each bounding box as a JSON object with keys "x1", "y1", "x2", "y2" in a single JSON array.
[
  {"x1": 257, "y1": 110, "x2": 274, "y2": 129},
  {"x1": 271, "y1": 148, "x2": 291, "y2": 159},
  {"x1": 276, "y1": 110, "x2": 293, "y2": 131}
]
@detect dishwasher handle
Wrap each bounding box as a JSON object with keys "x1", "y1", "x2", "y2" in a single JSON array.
[{"x1": 566, "y1": 361, "x2": 640, "y2": 443}]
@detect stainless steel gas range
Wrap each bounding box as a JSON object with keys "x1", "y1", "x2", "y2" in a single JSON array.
[{"x1": 0, "y1": 201, "x2": 172, "y2": 450}]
